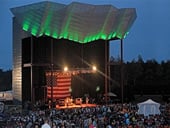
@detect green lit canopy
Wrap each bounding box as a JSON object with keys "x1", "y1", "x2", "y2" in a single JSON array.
[{"x1": 11, "y1": 1, "x2": 137, "y2": 43}]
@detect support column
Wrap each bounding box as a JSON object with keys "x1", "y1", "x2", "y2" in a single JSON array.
[
  {"x1": 120, "y1": 39, "x2": 124, "y2": 103},
  {"x1": 30, "y1": 36, "x2": 33, "y2": 103},
  {"x1": 105, "y1": 41, "x2": 108, "y2": 104},
  {"x1": 50, "y1": 38, "x2": 54, "y2": 108}
]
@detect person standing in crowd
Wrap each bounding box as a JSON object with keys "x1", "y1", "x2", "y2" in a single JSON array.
[{"x1": 41, "y1": 118, "x2": 51, "y2": 128}]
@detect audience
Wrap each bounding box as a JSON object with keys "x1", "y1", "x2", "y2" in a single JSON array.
[{"x1": 0, "y1": 100, "x2": 170, "y2": 128}]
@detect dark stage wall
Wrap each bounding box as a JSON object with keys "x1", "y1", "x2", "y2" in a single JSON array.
[{"x1": 22, "y1": 36, "x2": 108, "y2": 102}]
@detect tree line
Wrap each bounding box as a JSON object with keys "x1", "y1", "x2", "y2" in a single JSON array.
[
  {"x1": 110, "y1": 55, "x2": 170, "y2": 102},
  {"x1": 0, "y1": 69, "x2": 12, "y2": 91}
]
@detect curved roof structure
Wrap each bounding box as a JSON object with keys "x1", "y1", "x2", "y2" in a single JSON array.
[{"x1": 11, "y1": 1, "x2": 137, "y2": 43}]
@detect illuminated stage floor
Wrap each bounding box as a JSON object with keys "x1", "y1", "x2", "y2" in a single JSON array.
[{"x1": 56, "y1": 103, "x2": 97, "y2": 109}]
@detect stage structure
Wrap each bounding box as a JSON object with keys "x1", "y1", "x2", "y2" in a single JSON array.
[{"x1": 10, "y1": 1, "x2": 136, "y2": 104}]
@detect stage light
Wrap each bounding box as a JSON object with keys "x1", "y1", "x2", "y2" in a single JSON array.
[
  {"x1": 92, "y1": 65, "x2": 97, "y2": 71},
  {"x1": 96, "y1": 86, "x2": 100, "y2": 92},
  {"x1": 64, "y1": 66, "x2": 68, "y2": 72}
]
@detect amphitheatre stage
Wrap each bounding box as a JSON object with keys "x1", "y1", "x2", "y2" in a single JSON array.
[{"x1": 10, "y1": 1, "x2": 136, "y2": 105}]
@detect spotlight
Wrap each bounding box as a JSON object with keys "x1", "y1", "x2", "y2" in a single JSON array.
[
  {"x1": 92, "y1": 65, "x2": 97, "y2": 71},
  {"x1": 64, "y1": 66, "x2": 68, "y2": 72}
]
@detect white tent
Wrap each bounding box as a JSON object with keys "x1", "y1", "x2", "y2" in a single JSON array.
[{"x1": 137, "y1": 99, "x2": 161, "y2": 116}]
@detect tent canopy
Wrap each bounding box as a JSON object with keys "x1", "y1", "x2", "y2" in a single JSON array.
[{"x1": 137, "y1": 99, "x2": 161, "y2": 116}]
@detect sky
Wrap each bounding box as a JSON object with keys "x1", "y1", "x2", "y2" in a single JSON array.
[{"x1": 0, "y1": 0, "x2": 170, "y2": 70}]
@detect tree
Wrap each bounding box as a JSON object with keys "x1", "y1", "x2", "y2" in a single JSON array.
[{"x1": 0, "y1": 69, "x2": 12, "y2": 91}]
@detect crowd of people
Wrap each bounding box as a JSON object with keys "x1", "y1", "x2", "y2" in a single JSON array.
[{"x1": 0, "y1": 101, "x2": 170, "y2": 128}]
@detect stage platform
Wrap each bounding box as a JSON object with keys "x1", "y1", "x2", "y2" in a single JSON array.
[{"x1": 56, "y1": 103, "x2": 97, "y2": 109}]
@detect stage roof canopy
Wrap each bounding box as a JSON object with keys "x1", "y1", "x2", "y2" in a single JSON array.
[{"x1": 11, "y1": 1, "x2": 137, "y2": 43}]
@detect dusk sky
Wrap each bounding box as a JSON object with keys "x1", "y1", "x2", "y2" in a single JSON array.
[{"x1": 1, "y1": 0, "x2": 170, "y2": 70}]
